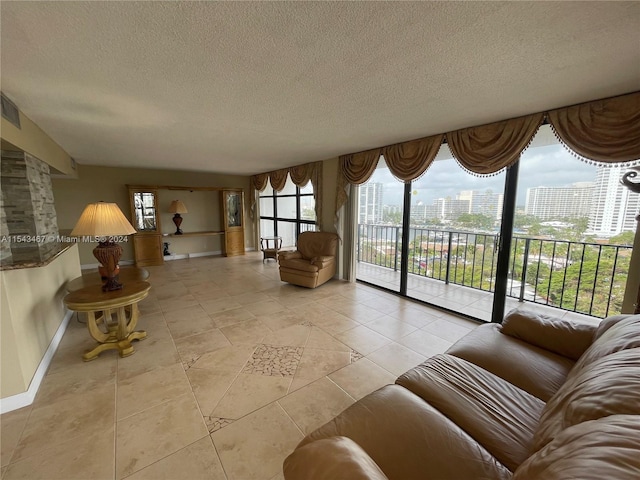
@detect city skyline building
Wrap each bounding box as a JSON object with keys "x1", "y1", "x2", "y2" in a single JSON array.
[
  {"x1": 458, "y1": 190, "x2": 504, "y2": 219},
  {"x1": 358, "y1": 182, "x2": 384, "y2": 224},
  {"x1": 359, "y1": 164, "x2": 639, "y2": 237},
  {"x1": 435, "y1": 197, "x2": 470, "y2": 222},
  {"x1": 588, "y1": 166, "x2": 640, "y2": 236},
  {"x1": 525, "y1": 182, "x2": 594, "y2": 220}
]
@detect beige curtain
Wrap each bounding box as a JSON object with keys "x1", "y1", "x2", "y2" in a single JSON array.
[
  {"x1": 269, "y1": 169, "x2": 289, "y2": 192},
  {"x1": 447, "y1": 112, "x2": 544, "y2": 175},
  {"x1": 547, "y1": 92, "x2": 640, "y2": 163},
  {"x1": 310, "y1": 162, "x2": 323, "y2": 228},
  {"x1": 336, "y1": 148, "x2": 381, "y2": 217},
  {"x1": 249, "y1": 173, "x2": 269, "y2": 219},
  {"x1": 250, "y1": 162, "x2": 323, "y2": 227},
  {"x1": 383, "y1": 134, "x2": 444, "y2": 181},
  {"x1": 289, "y1": 162, "x2": 323, "y2": 226},
  {"x1": 289, "y1": 163, "x2": 313, "y2": 186}
]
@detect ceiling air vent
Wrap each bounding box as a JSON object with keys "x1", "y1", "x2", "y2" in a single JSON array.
[{"x1": 1, "y1": 93, "x2": 21, "y2": 129}]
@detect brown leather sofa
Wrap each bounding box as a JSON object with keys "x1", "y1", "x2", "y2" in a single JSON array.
[
  {"x1": 278, "y1": 231, "x2": 339, "y2": 288},
  {"x1": 284, "y1": 309, "x2": 640, "y2": 479}
]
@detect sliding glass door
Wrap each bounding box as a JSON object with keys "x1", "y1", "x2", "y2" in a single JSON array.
[
  {"x1": 356, "y1": 158, "x2": 404, "y2": 293},
  {"x1": 509, "y1": 124, "x2": 637, "y2": 318},
  {"x1": 355, "y1": 127, "x2": 638, "y2": 322},
  {"x1": 406, "y1": 147, "x2": 507, "y2": 321}
]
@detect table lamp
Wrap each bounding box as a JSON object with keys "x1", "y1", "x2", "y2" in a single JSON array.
[
  {"x1": 168, "y1": 200, "x2": 188, "y2": 234},
  {"x1": 71, "y1": 202, "x2": 136, "y2": 292}
]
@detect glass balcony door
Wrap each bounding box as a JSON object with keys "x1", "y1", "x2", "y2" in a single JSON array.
[
  {"x1": 509, "y1": 124, "x2": 637, "y2": 319},
  {"x1": 356, "y1": 158, "x2": 404, "y2": 293},
  {"x1": 405, "y1": 147, "x2": 507, "y2": 321}
]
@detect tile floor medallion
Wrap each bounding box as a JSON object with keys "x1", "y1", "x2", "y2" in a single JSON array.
[
  {"x1": 205, "y1": 416, "x2": 236, "y2": 434},
  {"x1": 241, "y1": 345, "x2": 304, "y2": 377},
  {"x1": 350, "y1": 349, "x2": 365, "y2": 363},
  {"x1": 0, "y1": 252, "x2": 591, "y2": 479}
]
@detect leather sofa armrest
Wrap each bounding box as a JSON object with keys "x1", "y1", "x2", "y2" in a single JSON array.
[
  {"x1": 311, "y1": 255, "x2": 335, "y2": 269},
  {"x1": 284, "y1": 437, "x2": 388, "y2": 480},
  {"x1": 279, "y1": 251, "x2": 303, "y2": 261},
  {"x1": 500, "y1": 308, "x2": 598, "y2": 361}
]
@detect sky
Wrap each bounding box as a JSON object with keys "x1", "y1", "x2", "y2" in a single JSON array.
[{"x1": 370, "y1": 143, "x2": 598, "y2": 208}]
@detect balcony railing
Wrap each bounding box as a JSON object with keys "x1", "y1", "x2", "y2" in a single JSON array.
[{"x1": 357, "y1": 224, "x2": 633, "y2": 318}]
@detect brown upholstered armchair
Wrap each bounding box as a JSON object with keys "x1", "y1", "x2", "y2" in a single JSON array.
[{"x1": 278, "y1": 231, "x2": 339, "y2": 288}]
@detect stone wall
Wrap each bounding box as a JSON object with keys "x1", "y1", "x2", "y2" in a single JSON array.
[
  {"x1": 0, "y1": 187, "x2": 12, "y2": 262},
  {"x1": 1, "y1": 151, "x2": 59, "y2": 262}
]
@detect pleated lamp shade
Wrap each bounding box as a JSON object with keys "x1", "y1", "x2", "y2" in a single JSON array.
[
  {"x1": 71, "y1": 202, "x2": 136, "y2": 237},
  {"x1": 168, "y1": 200, "x2": 188, "y2": 214}
]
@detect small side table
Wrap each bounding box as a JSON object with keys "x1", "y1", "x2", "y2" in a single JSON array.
[
  {"x1": 64, "y1": 280, "x2": 151, "y2": 361},
  {"x1": 260, "y1": 236, "x2": 282, "y2": 262}
]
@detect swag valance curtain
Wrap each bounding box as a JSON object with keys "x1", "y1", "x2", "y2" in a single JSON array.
[
  {"x1": 250, "y1": 161, "x2": 323, "y2": 224},
  {"x1": 336, "y1": 91, "x2": 640, "y2": 217},
  {"x1": 547, "y1": 93, "x2": 640, "y2": 163}
]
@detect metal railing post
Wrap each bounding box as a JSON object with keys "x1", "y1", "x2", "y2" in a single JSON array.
[
  {"x1": 519, "y1": 237, "x2": 530, "y2": 302},
  {"x1": 445, "y1": 231, "x2": 452, "y2": 285},
  {"x1": 394, "y1": 226, "x2": 399, "y2": 272}
]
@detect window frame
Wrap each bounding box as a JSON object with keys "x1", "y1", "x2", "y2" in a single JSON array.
[{"x1": 259, "y1": 179, "x2": 316, "y2": 246}]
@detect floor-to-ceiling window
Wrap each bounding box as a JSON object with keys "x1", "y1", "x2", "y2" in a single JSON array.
[
  {"x1": 259, "y1": 175, "x2": 316, "y2": 248},
  {"x1": 356, "y1": 125, "x2": 638, "y2": 322},
  {"x1": 509, "y1": 124, "x2": 637, "y2": 319},
  {"x1": 406, "y1": 146, "x2": 506, "y2": 321},
  {"x1": 355, "y1": 158, "x2": 404, "y2": 292}
]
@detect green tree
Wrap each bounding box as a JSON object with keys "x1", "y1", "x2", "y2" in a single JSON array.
[
  {"x1": 610, "y1": 231, "x2": 635, "y2": 246},
  {"x1": 456, "y1": 213, "x2": 494, "y2": 231},
  {"x1": 514, "y1": 213, "x2": 540, "y2": 230}
]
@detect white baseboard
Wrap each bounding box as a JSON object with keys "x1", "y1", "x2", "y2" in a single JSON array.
[
  {"x1": 164, "y1": 250, "x2": 222, "y2": 261},
  {"x1": 0, "y1": 309, "x2": 74, "y2": 414}
]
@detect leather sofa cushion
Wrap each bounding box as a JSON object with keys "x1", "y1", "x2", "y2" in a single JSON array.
[
  {"x1": 500, "y1": 308, "x2": 597, "y2": 360},
  {"x1": 446, "y1": 323, "x2": 574, "y2": 401},
  {"x1": 592, "y1": 314, "x2": 635, "y2": 340},
  {"x1": 397, "y1": 354, "x2": 544, "y2": 472},
  {"x1": 515, "y1": 415, "x2": 640, "y2": 480},
  {"x1": 532, "y1": 347, "x2": 640, "y2": 452},
  {"x1": 571, "y1": 314, "x2": 640, "y2": 375},
  {"x1": 284, "y1": 436, "x2": 389, "y2": 480},
  {"x1": 298, "y1": 384, "x2": 512, "y2": 480},
  {"x1": 279, "y1": 258, "x2": 319, "y2": 273}
]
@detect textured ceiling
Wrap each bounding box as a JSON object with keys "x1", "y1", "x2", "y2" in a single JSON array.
[{"x1": 1, "y1": 1, "x2": 639, "y2": 175}]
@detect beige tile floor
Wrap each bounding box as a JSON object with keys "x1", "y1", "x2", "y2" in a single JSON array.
[{"x1": 1, "y1": 253, "x2": 479, "y2": 480}]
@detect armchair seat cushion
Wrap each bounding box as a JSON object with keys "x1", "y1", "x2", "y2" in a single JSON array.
[
  {"x1": 279, "y1": 231, "x2": 339, "y2": 288},
  {"x1": 279, "y1": 258, "x2": 320, "y2": 273}
]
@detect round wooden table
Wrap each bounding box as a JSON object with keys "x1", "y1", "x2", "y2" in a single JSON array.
[
  {"x1": 66, "y1": 267, "x2": 150, "y2": 292},
  {"x1": 64, "y1": 280, "x2": 151, "y2": 361}
]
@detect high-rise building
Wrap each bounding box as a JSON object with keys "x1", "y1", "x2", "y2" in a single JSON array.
[
  {"x1": 588, "y1": 166, "x2": 640, "y2": 236},
  {"x1": 525, "y1": 182, "x2": 594, "y2": 220},
  {"x1": 434, "y1": 197, "x2": 470, "y2": 221},
  {"x1": 410, "y1": 203, "x2": 438, "y2": 224},
  {"x1": 359, "y1": 182, "x2": 384, "y2": 224},
  {"x1": 458, "y1": 190, "x2": 504, "y2": 219}
]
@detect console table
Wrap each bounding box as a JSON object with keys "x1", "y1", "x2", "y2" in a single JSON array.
[{"x1": 64, "y1": 278, "x2": 151, "y2": 361}]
